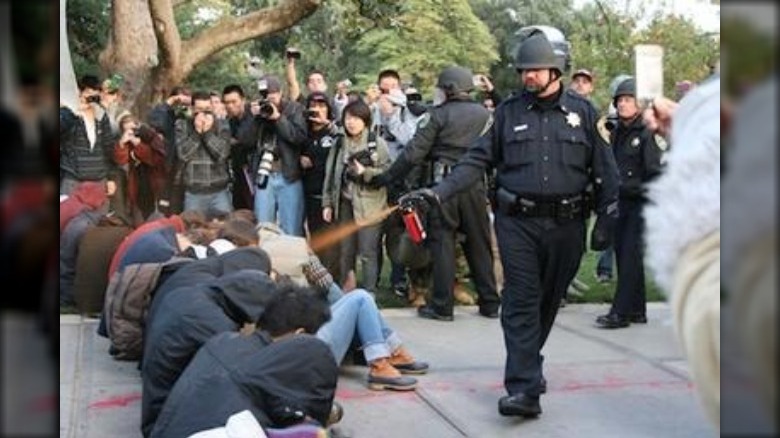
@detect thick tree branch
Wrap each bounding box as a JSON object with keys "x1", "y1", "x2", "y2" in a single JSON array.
[
  {"x1": 181, "y1": 0, "x2": 321, "y2": 75},
  {"x1": 148, "y1": 0, "x2": 182, "y2": 72}
]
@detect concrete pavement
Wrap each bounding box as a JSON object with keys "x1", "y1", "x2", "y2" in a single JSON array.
[{"x1": 60, "y1": 303, "x2": 716, "y2": 437}]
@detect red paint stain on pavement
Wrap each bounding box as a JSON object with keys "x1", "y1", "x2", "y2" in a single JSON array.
[{"x1": 88, "y1": 392, "x2": 142, "y2": 409}]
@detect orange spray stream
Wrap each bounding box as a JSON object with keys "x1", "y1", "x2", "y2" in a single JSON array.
[{"x1": 309, "y1": 205, "x2": 399, "y2": 253}]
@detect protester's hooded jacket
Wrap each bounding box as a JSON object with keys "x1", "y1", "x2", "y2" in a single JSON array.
[
  {"x1": 140, "y1": 269, "x2": 278, "y2": 437},
  {"x1": 146, "y1": 247, "x2": 272, "y2": 328},
  {"x1": 150, "y1": 332, "x2": 337, "y2": 438}
]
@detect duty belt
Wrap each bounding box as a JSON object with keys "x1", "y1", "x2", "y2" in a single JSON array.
[{"x1": 497, "y1": 187, "x2": 588, "y2": 220}]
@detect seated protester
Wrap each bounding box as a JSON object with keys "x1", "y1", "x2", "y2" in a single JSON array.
[
  {"x1": 145, "y1": 247, "x2": 272, "y2": 328},
  {"x1": 116, "y1": 225, "x2": 194, "y2": 273},
  {"x1": 73, "y1": 216, "x2": 133, "y2": 314},
  {"x1": 202, "y1": 218, "x2": 260, "y2": 258},
  {"x1": 300, "y1": 256, "x2": 429, "y2": 391},
  {"x1": 107, "y1": 210, "x2": 207, "y2": 279},
  {"x1": 60, "y1": 208, "x2": 109, "y2": 307},
  {"x1": 60, "y1": 180, "x2": 109, "y2": 232},
  {"x1": 141, "y1": 270, "x2": 278, "y2": 437},
  {"x1": 150, "y1": 283, "x2": 335, "y2": 438},
  {"x1": 188, "y1": 410, "x2": 329, "y2": 438}
]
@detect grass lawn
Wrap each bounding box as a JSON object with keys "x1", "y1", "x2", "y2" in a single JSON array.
[{"x1": 374, "y1": 249, "x2": 664, "y2": 309}]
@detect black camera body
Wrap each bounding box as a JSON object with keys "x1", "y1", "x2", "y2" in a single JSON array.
[
  {"x1": 256, "y1": 81, "x2": 276, "y2": 118},
  {"x1": 348, "y1": 149, "x2": 374, "y2": 167},
  {"x1": 286, "y1": 48, "x2": 301, "y2": 59}
]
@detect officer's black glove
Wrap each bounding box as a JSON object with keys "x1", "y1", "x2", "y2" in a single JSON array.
[
  {"x1": 366, "y1": 172, "x2": 390, "y2": 189},
  {"x1": 398, "y1": 188, "x2": 441, "y2": 210},
  {"x1": 590, "y1": 214, "x2": 615, "y2": 251}
]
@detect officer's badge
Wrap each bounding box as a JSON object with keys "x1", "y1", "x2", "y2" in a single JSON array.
[
  {"x1": 417, "y1": 113, "x2": 431, "y2": 129},
  {"x1": 321, "y1": 136, "x2": 334, "y2": 148},
  {"x1": 565, "y1": 112, "x2": 581, "y2": 128},
  {"x1": 631, "y1": 137, "x2": 640, "y2": 148}
]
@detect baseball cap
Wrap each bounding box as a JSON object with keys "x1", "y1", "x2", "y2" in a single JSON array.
[
  {"x1": 260, "y1": 75, "x2": 282, "y2": 93},
  {"x1": 308, "y1": 91, "x2": 329, "y2": 103},
  {"x1": 571, "y1": 69, "x2": 593, "y2": 81}
]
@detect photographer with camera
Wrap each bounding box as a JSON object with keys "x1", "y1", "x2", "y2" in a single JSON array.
[
  {"x1": 321, "y1": 100, "x2": 391, "y2": 292},
  {"x1": 222, "y1": 84, "x2": 257, "y2": 210},
  {"x1": 147, "y1": 86, "x2": 192, "y2": 215},
  {"x1": 60, "y1": 75, "x2": 119, "y2": 196},
  {"x1": 301, "y1": 92, "x2": 342, "y2": 280},
  {"x1": 251, "y1": 75, "x2": 309, "y2": 236},
  {"x1": 113, "y1": 114, "x2": 168, "y2": 223},
  {"x1": 175, "y1": 91, "x2": 232, "y2": 216}
]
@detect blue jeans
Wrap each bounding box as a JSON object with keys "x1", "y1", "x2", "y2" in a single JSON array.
[
  {"x1": 316, "y1": 289, "x2": 401, "y2": 364},
  {"x1": 184, "y1": 189, "x2": 232, "y2": 215},
  {"x1": 596, "y1": 247, "x2": 614, "y2": 277},
  {"x1": 254, "y1": 173, "x2": 304, "y2": 236}
]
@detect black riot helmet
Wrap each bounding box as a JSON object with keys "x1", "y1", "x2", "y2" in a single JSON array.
[
  {"x1": 513, "y1": 25, "x2": 571, "y2": 74},
  {"x1": 436, "y1": 65, "x2": 474, "y2": 95},
  {"x1": 612, "y1": 77, "x2": 636, "y2": 107}
]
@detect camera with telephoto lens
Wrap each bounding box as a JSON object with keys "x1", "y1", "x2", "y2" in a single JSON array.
[
  {"x1": 255, "y1": 148, "x2": 275, "y2": 188},
  {"x1": 256, "y1": 79, "x2": 275, "y2": 118}
]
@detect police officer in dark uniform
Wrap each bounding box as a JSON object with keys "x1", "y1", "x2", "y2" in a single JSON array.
[
  {"x1": 400, "y1": 31, "x2": 619, "y2": 416},
  {"x1": 596, "y1": 77, "x2": 664, "y2": 329},
  {"x1": 372, "y1": 66, "x2": 501, "y2": 321}
]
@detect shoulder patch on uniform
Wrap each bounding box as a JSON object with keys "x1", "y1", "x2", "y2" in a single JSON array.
[{"x1": 417, "y1": 112, "x2": 431, "y2": 129}]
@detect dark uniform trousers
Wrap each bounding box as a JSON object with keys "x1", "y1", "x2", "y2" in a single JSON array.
[
  {"x1": 610, "y1": 197, "x2": 646, "y2": 316},
  {"x1": 495, "y1": 213, "x2": 586, "y2": 396},
  {"x1": 427, "y1": 181, "x2": 500, "y2": 315}
]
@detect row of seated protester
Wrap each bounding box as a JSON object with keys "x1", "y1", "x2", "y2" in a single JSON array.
[{"x1": 60, "y1": 181, "x2": 429, "y2": 437}]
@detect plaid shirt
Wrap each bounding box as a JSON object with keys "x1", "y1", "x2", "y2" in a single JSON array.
[{"x1": 175, "y1": 119, "x2": 231, "y2": 192}]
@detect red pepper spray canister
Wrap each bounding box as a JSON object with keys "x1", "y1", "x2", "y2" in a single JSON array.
[{"x1": 401, "y1": 204, "x2": 426, "y2": 244}]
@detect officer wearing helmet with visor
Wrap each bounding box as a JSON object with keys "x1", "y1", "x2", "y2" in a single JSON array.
[
  {"x1": 595, "y1": 77, "x2": 664, "y2": 329},
  {"x1": 371, "y1": 65, "x2": 501, "y2": 322},
  {"x1": 398, "y1": 29, "x2": 620, "y2": 417}
]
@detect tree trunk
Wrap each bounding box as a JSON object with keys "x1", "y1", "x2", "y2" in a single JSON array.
[
  {"x1": 99, "y1": 0, "x2": 159, "y2": 117},
  {"x1": 98, "y1": 0, "x2": 321, "y2": 117}
]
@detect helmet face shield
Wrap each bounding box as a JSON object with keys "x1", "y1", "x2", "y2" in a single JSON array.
[{"x1": 512, "y1": 25, "x2": 571, "y2": 74}]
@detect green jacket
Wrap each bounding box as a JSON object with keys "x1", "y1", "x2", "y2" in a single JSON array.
[{"x1": 322, "y1": 130, "x2": 390, "y2": 226}]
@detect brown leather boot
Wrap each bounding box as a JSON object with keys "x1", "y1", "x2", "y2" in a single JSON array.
[
  {"x1": 453, "y1": 282, "x2": 476, "y2": 305},
  {"x1": 389, "y1": 346, "x2": 429, "y2": 375},
  {"x1": 367, "y1": 358, "x2": 417, "y2": 391},
  {"x1": 408, "y1": 285, "x2": 427, "y2": 308}
]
